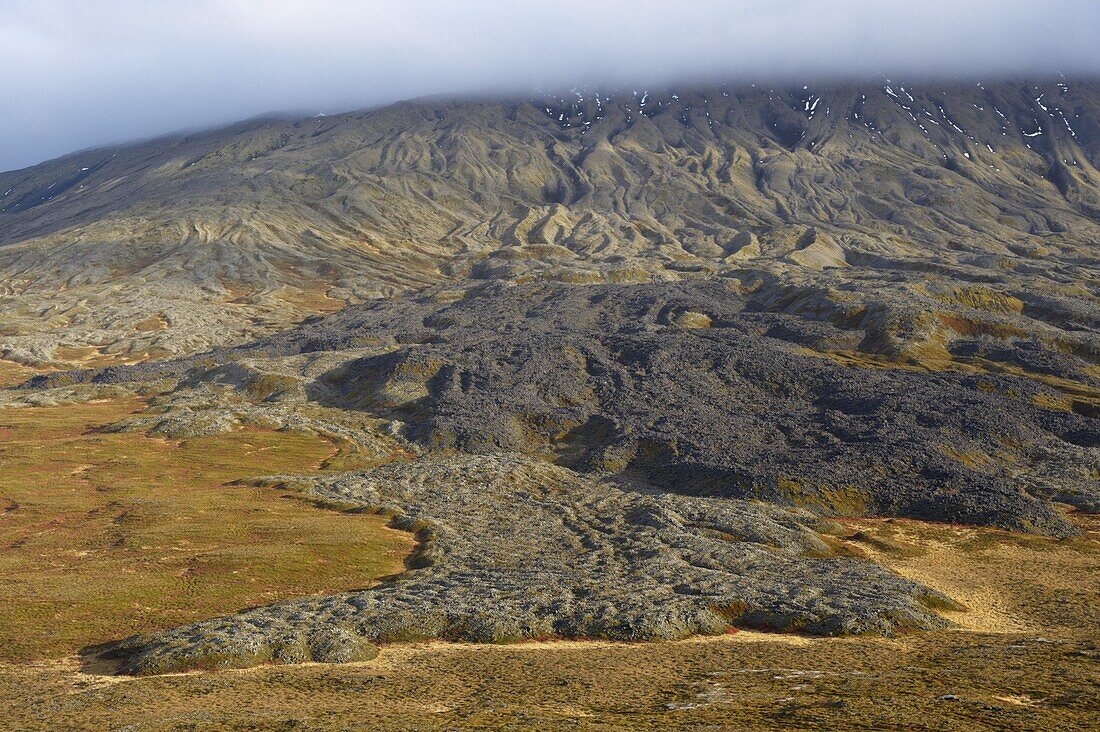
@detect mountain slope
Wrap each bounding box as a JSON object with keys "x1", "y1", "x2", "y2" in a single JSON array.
[
  {"x1": 1, "y1": 78, "x2": 1099, "y2": 365},
  {"x1": 4, "y1": 78, "x2": 1100, "y2": 676}
]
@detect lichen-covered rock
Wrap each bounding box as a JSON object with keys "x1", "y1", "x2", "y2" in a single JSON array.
[
  {"x1": 93, "y1": 455, "x2": 958, "y2": 675},
  {"x1": 56, "y1": 279, "x2": 1097, "y2": 675}
]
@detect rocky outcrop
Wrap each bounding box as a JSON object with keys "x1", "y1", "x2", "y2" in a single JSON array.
[
  {"x1": 92, "y1": 455, "x2": 957, "y2": 676},
  {"x1": 66, "y1": 277, "x2": 1097, "y2": 675}
]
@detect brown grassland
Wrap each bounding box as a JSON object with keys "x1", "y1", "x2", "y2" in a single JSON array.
[
  {"x1": 0, "y1": 397, "x2": 411, "y2": 663},
  {"x1": 0, "y1": 387, "x2": 1097, "y2": 730}
]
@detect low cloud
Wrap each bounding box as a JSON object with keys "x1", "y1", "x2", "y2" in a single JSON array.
[{"x1": 2, "y1": 0, "x2": 1098, "y2": 171}]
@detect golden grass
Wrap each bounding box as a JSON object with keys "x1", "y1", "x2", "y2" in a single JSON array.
[
  {"x1": 939, "y1": 445, "x2": 996, "y2": 470},
  {"x1": 0, "y1": 399, "x2": 412, "y2": 662},
  {"x1": 132, "y1": 314, "x2": 168, "y2": 333},
  {"x1": 0, "y1": 385, "x2": 1095, "y2": 730},
  {"x1": 50, "y1": 345, "x2": 123, "y2": 368},
  {"x1": 278, "y1": 285, "x2": 347, "y2": 313},
  {"x1": 0, "y1": 360, "x2": 49, "y2": 387},
  {"x1": 935, "y1": 286, "x2": 1025, "y2": 315},
  {"x1": 1031, "y1": 392, "x2": 1076, "y2": 413},
  {"x1": 838, "y1": 514, "x2": 1100, "y2": 636},
  {"x1": 935, "y1": 312, "x2": 1029, "y2": 340},
  {"x1": 2, "y1": 514, "x2": 1096, "y2": 730},
  {"x1": 805, "y1": 347, "x2": 1100, "y2": 415}
]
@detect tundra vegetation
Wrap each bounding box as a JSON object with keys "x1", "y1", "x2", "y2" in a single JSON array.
[{"x1": 0, "y1": 79, "x2": 1097, "y2": 729}]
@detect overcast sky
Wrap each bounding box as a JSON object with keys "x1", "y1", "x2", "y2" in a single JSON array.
[{"x1": 2, "y1": 0, "x2": 1099, "y2": 172}]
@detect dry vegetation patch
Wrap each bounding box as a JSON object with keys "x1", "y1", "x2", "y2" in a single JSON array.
[
  {"x1": 838, "y1": 515, "x2": 1100, "y2": 637},
  {"x1": 0, "y1": 398, "x2": 412, "y2": 662},
  {"x1": 0, "y1": 360, "x2": 48, "y2": 387},
  {"x1": 0, "y1": 353, "x2": 1095, "y2": 728}
]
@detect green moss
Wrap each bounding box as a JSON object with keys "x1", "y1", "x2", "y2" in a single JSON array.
[
  {"x1": 936, "y1": 287, "x2": 1025, "y2": 315},
  {"x1": 777, "y1": 478, "x2": 870, "y2": 517},
  {"x1": 243, "y1": 373, "x2": 301, "y2": 401}
]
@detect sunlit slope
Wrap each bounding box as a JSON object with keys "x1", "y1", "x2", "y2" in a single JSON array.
[{"x1": 1, "y1": 79, "x2": 1098, "y2": 364}]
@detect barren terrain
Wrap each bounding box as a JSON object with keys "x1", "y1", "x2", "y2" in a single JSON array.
[{"x1": 1, "y1": 78, "x2": 1098, "y2": 729}]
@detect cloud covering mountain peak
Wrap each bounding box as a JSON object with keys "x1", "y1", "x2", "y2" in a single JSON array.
[{"x1": 2, "y1": 0, "x2": 1098, "y2": 171}]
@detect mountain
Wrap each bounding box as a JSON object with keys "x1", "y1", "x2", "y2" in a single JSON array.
[
  {"x1": 4, "y1": 78, "x2": 1100, "y2": 673},
  {"x1": 1, "y1": 78, "x2": 1098, "y2": 368}
]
